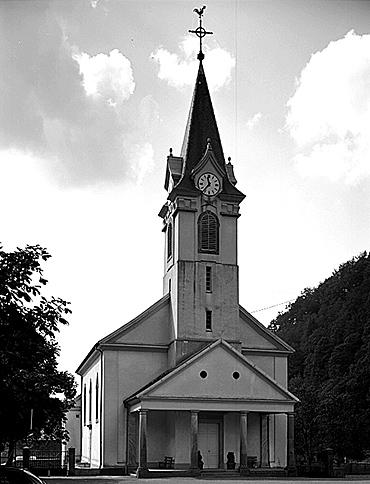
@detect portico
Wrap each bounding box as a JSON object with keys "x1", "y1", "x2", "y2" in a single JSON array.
[
  {"x1": 128, "y1": 408, "x2": 296, "y2": 477},
  {"x1": 124, "y1": 339, "x2": 297, "y2": 477}
]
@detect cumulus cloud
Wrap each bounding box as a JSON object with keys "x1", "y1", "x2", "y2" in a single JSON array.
[
  {"x1": 246, "y1": 112, "x2": 262, "y2": 130},
  {"x1": 286, "y1": 31, "x2": 370, "y2": 184},
  {"x1": 73, "y1": 49, "x2": 135, "y2": 106},
  {"x1": 152, "y1": 35, "x2": 235, "y2": 92},
  {"x1": 0, "y1": 2, "x2": 154, "y2": 186}
]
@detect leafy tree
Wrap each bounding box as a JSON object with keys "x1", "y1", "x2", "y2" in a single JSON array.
[
  {"x1": 269, "y1": 252, "x2": 370, "y2": 463},
  {"x1": 0, "y1": 244, "x2": 76, "y2": 462}
]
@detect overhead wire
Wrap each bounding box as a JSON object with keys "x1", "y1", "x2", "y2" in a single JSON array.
[{"x1": 250, "y1": 299, "x2": 295, "y2": 314}]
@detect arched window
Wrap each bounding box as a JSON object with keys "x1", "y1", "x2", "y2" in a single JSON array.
[
  {"x1": 198, "y1": 211, "x2": 219, "y2": 254},
  {"x1": 88, "y1": 379, "x2": 92, "y2": 424},
  {"x1": 167, "y1": 223, "x2": 173, "y2": 259},
  {"x1": 83, "y1": 384, "x2": 87, "y2": 426},
  {"x1": 95, "y1": 375, "x2": 99, "y2": 422}
]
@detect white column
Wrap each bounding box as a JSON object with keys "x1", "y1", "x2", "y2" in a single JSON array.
[
  {"x1": 240, "y1": 412, "x2": 249, "y2": 475},
  {"x1": 136, "y1": 409, "x2": 148, "y2": 477},
  {"x1": 260, "y1": 413, "x2": 270, "y2": 467},
  {"x1": 190, "y1": 411, "x2": 199, "y2": 470}
]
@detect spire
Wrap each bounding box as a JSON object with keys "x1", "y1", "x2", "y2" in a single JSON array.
[
  {"x1": 181, "y1": 6, "x2": 222, "y2": 176},
  {"x1": 181, "y1": 62, "x2": 225, "y2": 175},
  {"x1": 166, "y1": 7, "x2": 245, "y2": 203}
]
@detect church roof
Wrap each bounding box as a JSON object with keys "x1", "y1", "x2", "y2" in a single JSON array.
[
  {"x1": 76, "y1": 294, "x2": 171, "y2": 375},
  {"x1": 239, "y1": 305, "x2": 295, "y2": 353},
  {"x1": 168, "y1": 62, "x2": 245, "y2": 202}
]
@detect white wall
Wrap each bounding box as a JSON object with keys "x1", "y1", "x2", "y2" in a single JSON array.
[
  {"x1": 147, "y1": 411, "x2": 169, "y2": 464},
  {"x1": 103, "y1": 349, "x2": 168, "y2": 467},
  {"x1": 64, "y1": 398, "x2": 81, "y2": 459},
  {"x1": 175, "y1": 411, "x2": 190, "y2": 466},
  {"x1": 81, "y1": 356, "x2": 101, "y2": 468}
]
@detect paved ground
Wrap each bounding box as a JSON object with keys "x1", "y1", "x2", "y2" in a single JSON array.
[{"x1": 44, "y1": 476, "x2": 370, "y2": 484}]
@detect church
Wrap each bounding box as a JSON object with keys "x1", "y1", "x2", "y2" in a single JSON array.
[{"x1": 75, "y1": 11, "x2": 298, "y2": 478}]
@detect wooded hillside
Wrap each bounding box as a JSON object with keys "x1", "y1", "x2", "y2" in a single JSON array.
[{"x1": 269, "y1": 252, "x2": 370, "y2": 462}]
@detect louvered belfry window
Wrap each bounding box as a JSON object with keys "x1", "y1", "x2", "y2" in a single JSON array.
[{"x1": 198, "y1": 211, "x2": 219, "y2": 254}]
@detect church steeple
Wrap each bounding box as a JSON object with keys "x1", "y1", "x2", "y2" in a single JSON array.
[
  {"x1": 159, "y1": 8, "x2": 245, "y2": 365},
  {"x1": 167, "y1": 58, "x2": 244, "y2": 202},
  {"x1": 162, "y1": 6, "x2": 244, "y2": 203}
]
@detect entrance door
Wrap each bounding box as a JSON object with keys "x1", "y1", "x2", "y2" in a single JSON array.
[{"x1": 199, "y1": 422, "x2": 219, "y2": 468}]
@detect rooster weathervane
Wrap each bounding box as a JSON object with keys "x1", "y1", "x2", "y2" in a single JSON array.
[{"x1": 189, "y1": 5, "x2": 213, "y2": 61}]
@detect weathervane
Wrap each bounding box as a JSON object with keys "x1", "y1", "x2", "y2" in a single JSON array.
[{"x1": 189, "y1": 5, "x2": 213, "y2": 61}]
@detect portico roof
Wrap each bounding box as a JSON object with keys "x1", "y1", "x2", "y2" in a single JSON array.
[{"x1": 124, "y1": 339, "x2": 298, "y2": 413}]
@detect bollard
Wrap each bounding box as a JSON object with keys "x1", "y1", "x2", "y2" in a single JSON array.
[
  {"x1": 68, "y1": 448, "x2": 76, "y2": 476},
  {"x1": 22, "y1": 447, "x2": 30, "y2": 469}
]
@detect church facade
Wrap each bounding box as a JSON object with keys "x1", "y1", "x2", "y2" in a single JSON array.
[{"x1": 76, "y1": 27, "x2": 298, "y2": 478}]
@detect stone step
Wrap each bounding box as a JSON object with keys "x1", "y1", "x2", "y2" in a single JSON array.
[
  {"x1": 249, "y1": 467, "x2": 287, "y2": 477},
  {"x1": 201, "y1": 470, "x2": 241, "y2": 479}
]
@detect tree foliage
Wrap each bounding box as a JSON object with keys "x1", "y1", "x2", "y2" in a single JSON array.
[
  {"x1": 0, "y1": 244, "x2": 76, "y2": 456},
  {"x1": 269, "y1": 252, "x2": 370, "y2": 462}
]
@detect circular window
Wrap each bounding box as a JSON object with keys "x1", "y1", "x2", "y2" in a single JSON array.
[
  {"x1": 200, "y1": 370, "x2": 208, "y2": 379},
  {"x1": 232, "y1": 371, "x2": 240, "y2": 380}
]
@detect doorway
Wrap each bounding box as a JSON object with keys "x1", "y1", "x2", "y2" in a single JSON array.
[{"x1": 198, "y1": 419, "x2": 223, "y2": 469}]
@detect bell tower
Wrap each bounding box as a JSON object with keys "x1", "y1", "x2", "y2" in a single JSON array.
[{"x1": 158, "y1": 9, "x2": 245, "y2": 365}]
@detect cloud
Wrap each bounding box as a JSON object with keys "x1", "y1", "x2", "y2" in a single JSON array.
[
  {"x1": 286, "y1": 31, "x2": 370, "y2": 184},
  {"x1": 151, "y1": 35, "x2": 235, "y2": 92},
  {"x1": 0, "y1": 2, "x2": 153, "y2": 187},
  {"x1": 126, "y1": 142, "x2": 155, "y2": 184},
  {"x1": 73, "y1": 49, "x2": 135, "y2": 106},
  {"x1": 246, "y1": 112, "x2": 262, "y2": 130}
]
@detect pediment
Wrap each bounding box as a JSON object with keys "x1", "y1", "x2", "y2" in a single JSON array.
[
  {"x1": 100, "y1": 294, "x2": 172, "y2": 346},
  {"x1": 137, "y1": 340, "x2": 297, "y2": 403}
]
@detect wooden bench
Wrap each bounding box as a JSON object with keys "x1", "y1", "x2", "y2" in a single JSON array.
[
  {"x1": 158, "y1": 456, "x2": 175, "y2": 469},
  {"x1": 247, "y1": 456, "x2": 258, "y2": 468}
]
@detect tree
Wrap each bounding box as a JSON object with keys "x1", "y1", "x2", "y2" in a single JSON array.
[
  {"x1": 0, "y1": 244, "x2": 76, "y2": 461},
  {"x1": 269, "y1": 252, "x2": 370, "y2": 463}
]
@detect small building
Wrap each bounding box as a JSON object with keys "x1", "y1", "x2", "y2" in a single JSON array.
[
  {"x1": 64, "y1": 395, "x2": 81, "y2": 462},
  {"x1": 75, "y1": 21, "x2": 298, "y2": 478}
]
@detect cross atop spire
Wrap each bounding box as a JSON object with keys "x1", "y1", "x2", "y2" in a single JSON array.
[{"x1": 189, "y1": 5, "x2": 213, "y2": 61}]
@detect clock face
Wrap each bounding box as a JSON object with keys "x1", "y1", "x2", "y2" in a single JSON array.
[{"x1": 197, "y1": 173, "x2": 221, "y2": 196}]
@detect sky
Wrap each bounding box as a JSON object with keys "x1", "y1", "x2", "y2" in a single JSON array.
[{"x1": 1, "y1": 0, "x2": 370, "y2": 378}]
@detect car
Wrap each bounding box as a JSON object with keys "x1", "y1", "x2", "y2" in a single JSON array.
[{"x1": 0, "y1": 467, "x2": 45, "y2": 484}]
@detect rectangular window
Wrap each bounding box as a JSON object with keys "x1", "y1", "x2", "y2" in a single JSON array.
[
  {"x1": 206, "y1": 266, "x2": 212, "y2": 292},
  {"x1": 206, "y1": 310, "x2": 212, "y2": 332}
]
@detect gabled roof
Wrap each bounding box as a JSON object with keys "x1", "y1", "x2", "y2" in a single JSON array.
[
  {"x1": 99, "y1": 293, "x2": 170, "y2": 345},
  {"x1": 239, "y1": 304, "x2": 295, "y2": 353},
  {"x1": 169, "y1": 62, "x2": 245, "y2": 202},
  {"x1": 125, "y1": 339, "x2": 298, "y2": 405},
  {"x1": 76, "y1": 294, "x2": 170, "y2": 374}
]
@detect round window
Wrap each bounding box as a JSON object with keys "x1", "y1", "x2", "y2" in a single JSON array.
[{"x1": 200, "y1": 370, "x2": 208, "y2": 379}]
